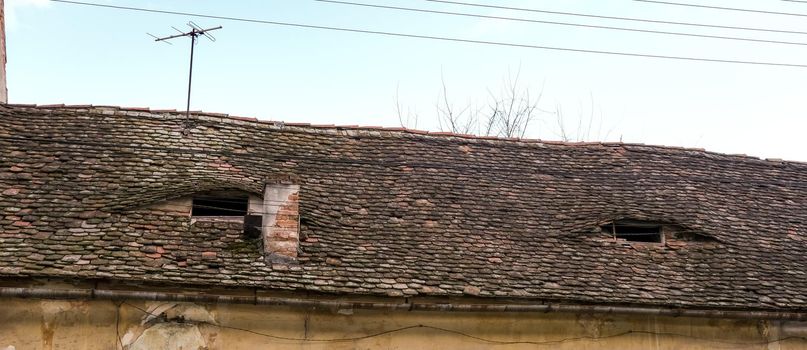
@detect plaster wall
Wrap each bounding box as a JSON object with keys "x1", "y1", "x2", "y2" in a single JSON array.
[{"x1": 2, "y1": 297, "x2": 807, "y2": 350}]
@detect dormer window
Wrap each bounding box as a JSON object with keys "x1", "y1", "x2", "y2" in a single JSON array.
[
  {"x1": 598, "y1": 219, "x2": 717, "y2": 246},
  {"x1": 603, "y1": 221, "x2": 663, "y2": 243},
  {"x1": 191, "y1": 195, "x2": 248, "y2": 216},
  {"x1": 189, "y1": 191, "x2": 263, "y2": 237}
]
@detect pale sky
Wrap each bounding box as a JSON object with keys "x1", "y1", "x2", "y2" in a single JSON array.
[{"x1": 7, "y1": 0, "x2": 807, "y2": 161}]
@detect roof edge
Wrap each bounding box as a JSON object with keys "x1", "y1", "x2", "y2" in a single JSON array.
[
  {"x1": 3, "y1": 103, "x2": 805, "y2": 166},
  {"x1": 3, "y1": 285, "x2": 807, "y2": 320}
]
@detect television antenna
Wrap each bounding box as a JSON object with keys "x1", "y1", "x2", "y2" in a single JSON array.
[{"x1": 148, "y1": 21, "x2": 222, "y2": 129}]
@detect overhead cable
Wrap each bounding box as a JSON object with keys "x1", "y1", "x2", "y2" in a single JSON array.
[
  {"x1": 635, "y1": 0, "x2": 807, "y2": 17},
  {"x1": 313, "y1": 0, "x2": 807, "y2": 47},
  {"x1": 424, "y1": 0, "x2": 807, "y2": 35},
  {"x1": 47, "y1": 0, "x2": 807, "y2": 68}
]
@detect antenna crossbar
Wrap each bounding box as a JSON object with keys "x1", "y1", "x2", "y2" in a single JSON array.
[
  {"x1": 153, "y1": 25, "x2": 221, "y2": 42},
  {"x1": 150, "y1": 24, "x2": 222, "y2": 129}
]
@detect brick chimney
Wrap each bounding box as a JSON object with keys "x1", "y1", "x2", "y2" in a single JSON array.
[
  {"x1": 0, "y1": 0, "x2": 7, "y2": 103},
  {"x1": 263, "y1": 175, "x2": 300, "y2": 263}
]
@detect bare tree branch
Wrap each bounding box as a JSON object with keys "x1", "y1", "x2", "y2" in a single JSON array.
[
  {"x1": 395, "y1": 84, "x2": 419, "y2": 129},
  {"x1": 395, "y1": 69, "x2": 608, "y2": 142},
  {"x1": 436, "y1": 72, "x2": 478, "y2": 135},
  {"x1": 555, "y1": 104, "x2": 570, "y2": 142}
]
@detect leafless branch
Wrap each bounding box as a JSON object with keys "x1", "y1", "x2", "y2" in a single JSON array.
[
  {"x1": 395, "y1": 68, "x2": 610, "y2": 142},
  {"x1": 394, "y1": 84, "x2": 419, "y2": 129},
  {"x1": 436, "y1": 72, "x2": 477, "y2": 135},
  {"x1": 555, "y1": 103, "x2": 570, "y2": 142}
]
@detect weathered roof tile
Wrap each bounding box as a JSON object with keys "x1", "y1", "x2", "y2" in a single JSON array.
[{"x1": 1, "y1": 104, "x2": 806, "y2": 312}]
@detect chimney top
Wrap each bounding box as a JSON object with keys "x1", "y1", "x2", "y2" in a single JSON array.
[{"x1": 263, "y1": 181, "x2": 301, "y2": 264}]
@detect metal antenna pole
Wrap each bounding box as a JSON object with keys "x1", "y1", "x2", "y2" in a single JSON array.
[
  {"x1": 186, "y1": 31, "x2": 197, "y2": 121},
  {"x1": 150, "y1": 23, "x2": 221, "y2": 128}
]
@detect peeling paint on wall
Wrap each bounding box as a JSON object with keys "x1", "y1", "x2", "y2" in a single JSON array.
[
  {"x1": 2, "y1": 296, "x2": 807, "y2": 350},
  {"x1": 120, "y1": 303, "x2": 217, "y2": 350},
  {"x1": 129, "y1": 323, "x2": 207, "y2": 350}
]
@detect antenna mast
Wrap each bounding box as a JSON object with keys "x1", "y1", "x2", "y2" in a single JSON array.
[{"x1": 149, "y1": 22, "x2": 221, "y2": 126}]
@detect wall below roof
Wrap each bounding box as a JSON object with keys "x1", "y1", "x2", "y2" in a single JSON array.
[{"x1": 2, "y1": 295, "x2": 807, "y2": 349}]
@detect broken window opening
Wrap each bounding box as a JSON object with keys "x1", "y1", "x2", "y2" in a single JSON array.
[
  {"x1": 604, "y1": 222, "x2": 663, "y2": 243},
  {"x1": 243, "y1": 214, "x2": 263, "y2": 238},
  {"x1": 191, "y1": 195, "x2": 248, "y2": 216}
]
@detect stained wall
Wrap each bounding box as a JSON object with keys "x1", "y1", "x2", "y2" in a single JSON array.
[{"x1": 1, "y1": 296, "x2": 807, "y2": 350}]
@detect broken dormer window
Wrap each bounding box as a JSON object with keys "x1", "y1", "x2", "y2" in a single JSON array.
[
  {"x1": 603, "y1": 221, "x2": 663, "y2": 243},
  {"x1": 191, "y1": 195, "x2": 248, "y2": 216}
]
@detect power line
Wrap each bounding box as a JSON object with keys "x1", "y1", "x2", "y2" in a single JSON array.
[
  {"x1": 313, "y1": 0, "x2": 807, "y2": 47},
  {"x1": 47, "y1": 0, "x2": 807, "y2": 68},
  {"x1": 425, "y1": 0, "x2": 807, "y2": 36},
  {"x1": 635, "y1": 0, "x2": 807, "y2": 17}
]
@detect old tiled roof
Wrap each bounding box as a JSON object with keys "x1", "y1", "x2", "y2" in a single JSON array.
[{"x1": 1, "y1": 104, "x2": 806, "y2": 312}]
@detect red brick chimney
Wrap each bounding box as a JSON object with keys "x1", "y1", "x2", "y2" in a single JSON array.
[
  {"x1": 263, "y1": 175, "x2": 300, "y2": 263},
  {"x1": 0, "y1": 0, "x2": 7, "y2": 103}
]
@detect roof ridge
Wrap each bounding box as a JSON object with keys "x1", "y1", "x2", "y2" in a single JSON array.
[{"x1": 5, "y1": 103, "x2": 805, "y2": 166}]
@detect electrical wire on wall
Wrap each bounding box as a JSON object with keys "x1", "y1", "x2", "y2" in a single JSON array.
[{"x1": 118, "y1": 301, "x2": 806, "y2": 347}]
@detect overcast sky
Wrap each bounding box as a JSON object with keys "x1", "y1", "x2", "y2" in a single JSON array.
[{"x1": 7, "y1": 0, "x2": 807, "y2": 161}]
